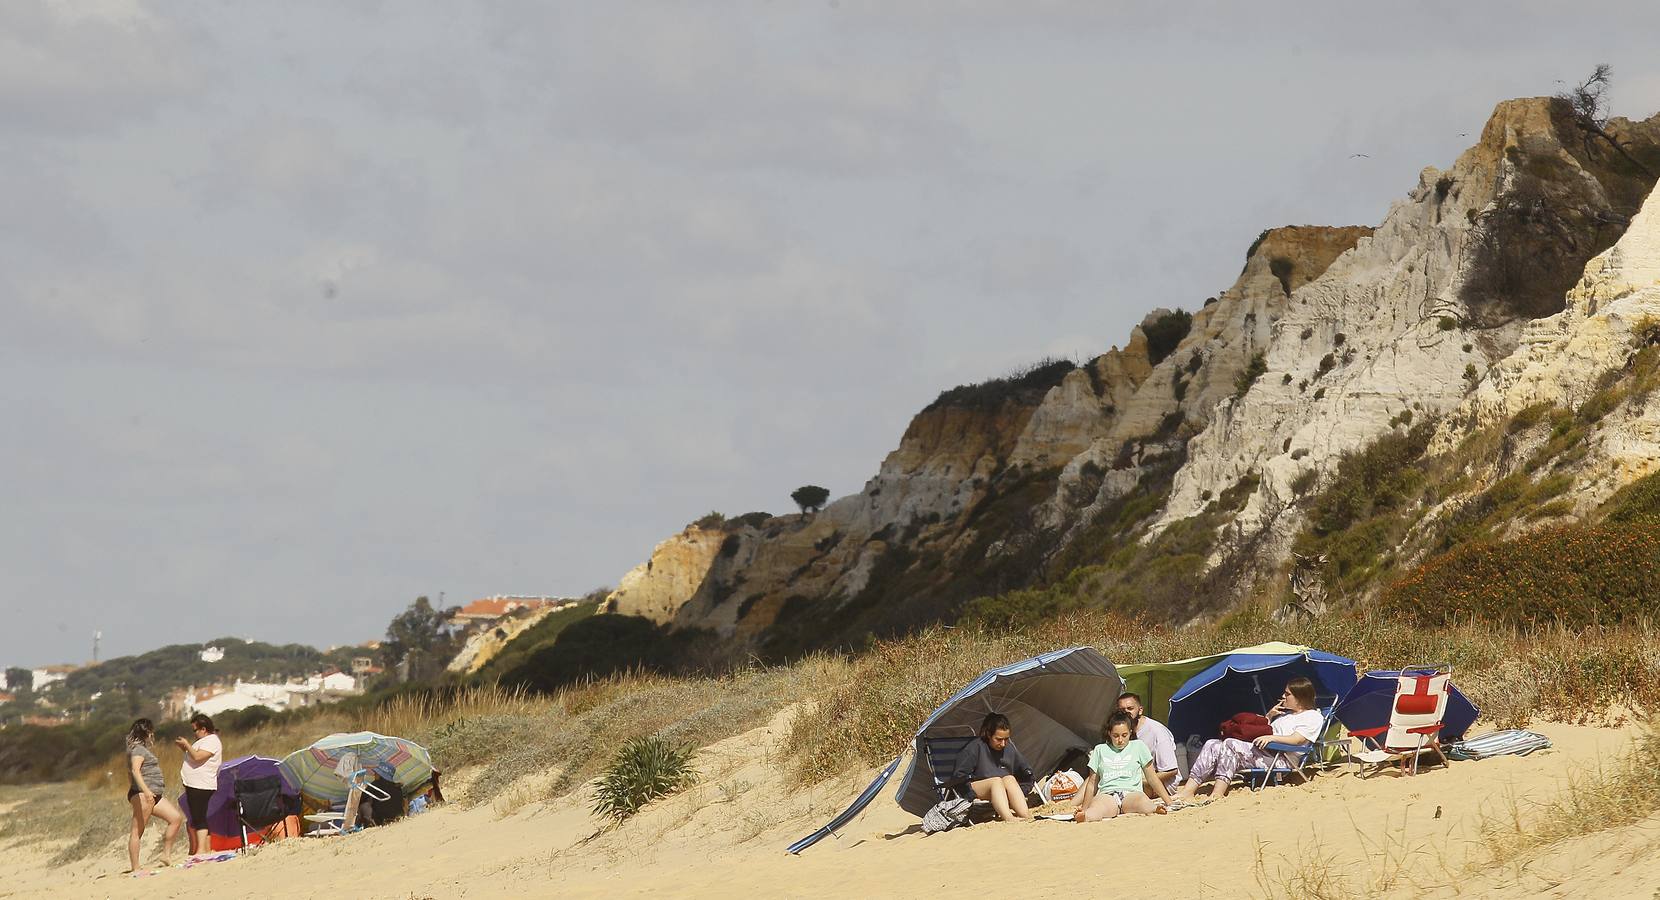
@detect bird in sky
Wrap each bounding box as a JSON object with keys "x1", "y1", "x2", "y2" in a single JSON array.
[{"x1": 1349, "y1": 153, "x2": 1371, "y2": 159}]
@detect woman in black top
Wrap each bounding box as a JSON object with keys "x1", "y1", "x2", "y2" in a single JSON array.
[{"x1": 949, "y1": 713, "x2": 1035, "y2": 822}]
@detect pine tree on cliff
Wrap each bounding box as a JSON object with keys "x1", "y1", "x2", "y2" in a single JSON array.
[{"x1": 791, "y1": 485, "x2": 829, "y2": 515}]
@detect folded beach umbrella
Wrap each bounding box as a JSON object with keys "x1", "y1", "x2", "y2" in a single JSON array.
[
  {"x1": 788, "y1": 646, "x2": 1122, "y2": 853},
  {"x1": 201, "y1": 755, "x2": 300, "y2": 837},
  {"x1": 1334, "y1": 670, "x2": 1480, "y2": 742},
  {"x1": 1165, "y1": 645, "x2": 1358, "y2": 747},
  {"x1": 279, "y1": 731, "x2": 434, "y2": 805}
]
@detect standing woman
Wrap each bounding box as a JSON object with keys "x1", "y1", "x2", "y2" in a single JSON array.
[
  {"x1": 125, "y1": 719, "x2": 182, "y2": 873},
  {"x1": 174, "y1": 713, "x2": 223, "y2": 855}
]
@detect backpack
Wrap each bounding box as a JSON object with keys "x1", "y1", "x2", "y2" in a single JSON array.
[{"x1": 920, "y1": 797, "x2": 975, "y2": 834}]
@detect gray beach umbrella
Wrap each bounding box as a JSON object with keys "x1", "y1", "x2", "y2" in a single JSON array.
[{"x1": 892, "y1": 645, "x2": 1123, "y2": 816}]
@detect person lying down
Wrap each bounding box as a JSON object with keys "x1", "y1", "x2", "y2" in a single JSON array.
[{"x1": 1072, "y1": 710, "x2": 1175, "y2": 821}]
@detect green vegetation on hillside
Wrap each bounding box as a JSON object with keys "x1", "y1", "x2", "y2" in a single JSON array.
[
  {"x1": 926, "y1": 357, "x2": 1078, "y2": 411},
  {"x1": 471, "y1": 600, "x2": 603, "y2": 683}
]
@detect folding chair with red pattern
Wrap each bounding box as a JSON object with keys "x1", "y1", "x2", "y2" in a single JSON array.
[{"x1": 1349, "y1": 665, "x2": 1452, "y2": 776}]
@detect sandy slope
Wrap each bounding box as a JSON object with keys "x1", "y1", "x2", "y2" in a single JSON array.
[{"x1": 0, "y1": 711, "x2": 1646, "y2": 899}]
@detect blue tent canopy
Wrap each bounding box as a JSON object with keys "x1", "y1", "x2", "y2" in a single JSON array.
[
  {"x1": 1334, "y1": 670, "x2": 1480, "y2": 742},
  {"x1": 1166, "y1": 647, "x2": 1358, "y2": 746}
]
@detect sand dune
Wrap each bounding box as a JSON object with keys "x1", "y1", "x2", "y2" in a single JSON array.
[{"x1": 0, "y1": 711, "x2": 1644, "y2": 899}]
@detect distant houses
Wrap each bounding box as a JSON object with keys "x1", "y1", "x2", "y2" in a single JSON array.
[{"x1": 164, "y1": 667, "x2": 366, "y2": 719}]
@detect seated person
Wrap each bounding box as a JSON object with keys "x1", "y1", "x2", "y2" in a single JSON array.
[
  {"x1": 1072, "y1": 710, "x2": 1173, "y2": 821},
  {"x1": 949, "y1": 712, "x2": 1035, "y2": 822},
  {"x1": 1117, "y1": 691, "x2": 1180, "y2": 791},
  {"x1": 1173, "y1": 676, "x2": 1325, "y2": 804}
]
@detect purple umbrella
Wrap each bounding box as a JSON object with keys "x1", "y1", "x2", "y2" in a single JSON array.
[{"x1": 179, "y1": 755, "x2": 301, "y2": 837}]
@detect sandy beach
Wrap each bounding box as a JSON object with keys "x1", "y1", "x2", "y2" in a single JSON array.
[{"x1": 1, "y1": 710, "x2": 1651, "y2": 900}]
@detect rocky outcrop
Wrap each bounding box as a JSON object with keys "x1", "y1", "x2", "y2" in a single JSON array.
[
  {"x1": 446, "y1": 606, "x2": 564, "y2": 674},
  {"x1": 605, "y1": 524, "x2": 732, "y2": 624}
]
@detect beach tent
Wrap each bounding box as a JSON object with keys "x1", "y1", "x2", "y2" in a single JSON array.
[
  {"x1": 787, "y1": 646, "x2": 1121, "y2": 854},
  {"x1": 1335, "y1": 670, "x2": 1480, "y2": 742},
  {"x1": 1119, "y1": 642, "x2": 1333, "y2": 725},
  {"x1": 177, "y1": 755, "x2": 301, "y2": 840},
  {"x1": 1164, "y1": 645, "x2": 1358, "y2": 747}
]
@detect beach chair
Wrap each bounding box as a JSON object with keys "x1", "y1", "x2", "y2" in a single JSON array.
[
  {"x1": 234, "y1": 775, "x2": 289, "y2": 848},
  {"x1": 302, "y1": 759, "x2": 390, "y2": 835},
  {"x1": 1241, "y1": 704, "x2": 1347, "y2": 791},
  {"x1": 1349, "y1": 666, "x2": 1452, "y2": 776},
  {"x1": 921, "y1": 735, "x2": 1035, "y2": 815}
]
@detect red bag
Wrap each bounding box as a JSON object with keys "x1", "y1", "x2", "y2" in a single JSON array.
[{"x1": 1219, "y1": 712, "x2": 1272, "y2": 741}]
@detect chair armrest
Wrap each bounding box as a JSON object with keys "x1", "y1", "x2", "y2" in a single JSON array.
[
  {"x1": 1348, "y1": 726, "x2": 1387, "y2": 739},
  {"x1": 1405, "y1": 724, "x2": 1443, "y2": 736},
  {"x1": 1262, "y1": 742, "x2": 1312, "y2": 755}
]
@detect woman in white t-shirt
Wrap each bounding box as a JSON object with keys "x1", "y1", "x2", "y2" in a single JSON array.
[
  {"x1": 174, "y1": 714, "x2": 223, "y2": 855},
  {"x1": 1172, "y1": 676, "x2": 1324, "y2": 805},
  {"x1": 1071, "y1": 710, "x2": 1173, "y2": 821}
]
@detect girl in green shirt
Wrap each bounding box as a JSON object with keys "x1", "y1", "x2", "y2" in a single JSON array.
[{"x1": 1072, "y1": 710, "x2": 1174, "y2": 821}]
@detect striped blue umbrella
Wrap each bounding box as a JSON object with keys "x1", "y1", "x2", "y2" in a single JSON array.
[{"x1": 279, "y1": 731, "x2": 434, "y2": 804}]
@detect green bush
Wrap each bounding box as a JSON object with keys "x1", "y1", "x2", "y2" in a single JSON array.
[
  {"x1": 1379, "y1": 524, "x2": 1660, "y2": 626},
  {"x1": 591, "y1": 735, "x2": 697, "y2": 822},
  {"x1": 927, "y1": 358, "x2": 1077, "y2": 411},
  {"x1": 1143, "y1": 310, "x2": 1193, "y2": 366},
  {"x1": 1603, "y1": 471, "x2": 1660, "y2": 526},
  {"x1": 1235, "y1": 352, "x2": 1268, "y2": 398}
]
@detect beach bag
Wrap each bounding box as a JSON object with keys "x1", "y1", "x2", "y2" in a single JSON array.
[
  {"x1": 921, "y1": 797, "x2": 974, "y2": 834},
  {"x1": 1037, "y1": 769, "x2": 1085, "y2": 804},
  {"x1": 1219, "y1": 713, "x2": 1272, "y2": 741}
]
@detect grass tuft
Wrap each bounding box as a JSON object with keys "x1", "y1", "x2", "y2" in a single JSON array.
[{"x1": 590, "y1": 735, "x2": 697, "y2": 822}]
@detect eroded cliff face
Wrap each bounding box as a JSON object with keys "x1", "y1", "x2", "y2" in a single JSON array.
[
  {"x1": 1153, "y1": 98, "x2": 1660, "y2": 575},
  {"x1": 1440, "y1": 178, "x2": 1660, "y2": 509},
  {"x1": 584, "y1": 96, "x2": 1660, "y2": 655}
]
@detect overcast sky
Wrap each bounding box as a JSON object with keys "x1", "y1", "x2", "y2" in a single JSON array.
[{"x1": 4, "y1": 1, "x2": 1659, "y2": 668}]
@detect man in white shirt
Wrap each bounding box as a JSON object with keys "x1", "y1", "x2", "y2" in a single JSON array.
[
  {"x1": 1117, "y1": 692, "x2": 1180, "y2": 791},
  {"x1": 175, "y1": 714, "x2": 224, "y2": 855}
]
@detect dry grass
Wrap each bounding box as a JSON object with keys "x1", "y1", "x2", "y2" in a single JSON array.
[
  {"x1": 1473, "y1": 721, "x2": 1660, "y2": 864},
  {"x1": 1246, "y1": 723, "x2": 1660, "y2": 899},
  {"x1": 785, "y1": 609, "x2": 1660, "y2": 785}
]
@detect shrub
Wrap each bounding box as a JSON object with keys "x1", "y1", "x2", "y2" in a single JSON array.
[
  {"x1": 590, "y1": 735, "x2": 697, "y2": 822},
  {"x1": 1282, "y1": 373, "x2": 1293, "y2": 385},
  {"x1": 1312, "y1": 387, "x2": 1326, "y2": 401},
  {"x1": 1333, "y1": 332, "x2": 1346, "y2": 346},
  {"x1": 1602, "y1": 471, "x2": 1660, "y2": 526},
  {"x1": 1235, "y1": 352, "x2": 1268, "y2": 398},
  {"x1": 1299, "y1": 327, "x2": 1314, "y2": 340},
  {"x1": 1379, "y1": 524, "x2": 1660, "y2": 626},
  {"x1": 1464, "y1": 363, "x2": 1479, "y2": 383},
  {"x1": 928, "y1": 357, "x2": 1077, "y2": 411},
  {"x1": 1439, "y1": 316, "x2": 1458, "y2": 330},
  {"x1": 1143, "y1": 310, "x2": 1193, "y2": 366},
  {"x1": 693, "y1": 511, "x2": 726, "y2": 529},
  {"x1": 1316, "y1": 353, "x2": 1336, "y2": 377}
]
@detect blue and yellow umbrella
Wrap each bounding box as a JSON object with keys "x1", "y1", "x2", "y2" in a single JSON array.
[{"x1": 279, "y1": 731, "x2": 434, "y2": 804}]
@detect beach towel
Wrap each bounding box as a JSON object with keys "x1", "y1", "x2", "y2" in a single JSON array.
[{"x1": 1444, "y1": 729, "x2": 1551, "y2": 760}]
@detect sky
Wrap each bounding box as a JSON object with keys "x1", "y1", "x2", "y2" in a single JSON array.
[{"x1": 4, "y1": 1, "x2": 1660, "y2": 668}]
